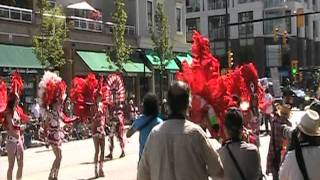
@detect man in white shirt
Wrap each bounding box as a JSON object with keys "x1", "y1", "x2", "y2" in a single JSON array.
[
  {"x1": 279, "y1": 109, "x2": 320, "y2": 180},
  {"x1": 137, "y1": 81, "x2": 224, "y2": 180}
]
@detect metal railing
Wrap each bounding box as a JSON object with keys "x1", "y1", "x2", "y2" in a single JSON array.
[
  {"x1": 69, "y1": 16, "x2": 103, "y2": 32},
  {"x1": 0, "y1": 4, "x2": 32, "y2": 23},
  {"x1": 105, "y1": 22, "x2": 136, "y2": 35}
]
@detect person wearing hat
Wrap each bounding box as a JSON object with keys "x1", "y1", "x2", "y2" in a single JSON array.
[
  {"x1": 279, "y1": 109, "x2": 320, "y2": 180},
  {"x1": 266, "y1": 104, "x2": 292, "y2": 180}
]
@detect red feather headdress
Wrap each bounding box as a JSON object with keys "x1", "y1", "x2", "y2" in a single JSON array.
[
  {"x1": 70, "y1": 73, "x2": 99, "y2": 118},
  {"x1": 10, "y1": 71, "x2": 23, "y2": 97},
  {"x1": 0, "y1": 79, "x2": 7, "y2": 124}
]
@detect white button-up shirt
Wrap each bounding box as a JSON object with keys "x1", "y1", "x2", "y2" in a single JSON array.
[{"x1": 279, "y1": 146, "x2": 320, "y2": 180}]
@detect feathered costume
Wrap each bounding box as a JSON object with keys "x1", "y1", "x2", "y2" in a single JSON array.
[
  {"x1": 39, "y1": 71, "x2": 73, "y2": 146},
  {"x1": 176, "y1": 31, "x2": 264, "y2": 141},
  {"x1": 70, "y1": 73, "x2": 99, "y2": 121},
  {"x1": 0, "y1": 72, "x2": 30, "y2": 128},
  {"x1": 105, "y1": 73, "x2": 126, "y2": 158}
]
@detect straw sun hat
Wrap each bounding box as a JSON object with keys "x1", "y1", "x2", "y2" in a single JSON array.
[{"x1": 298, "y1": 109, "x2": 320, "y2": 137}]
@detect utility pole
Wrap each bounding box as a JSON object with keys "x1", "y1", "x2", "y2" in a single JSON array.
[{"x1": 225, "y1": 0, "x2": 229, "y2": 67}]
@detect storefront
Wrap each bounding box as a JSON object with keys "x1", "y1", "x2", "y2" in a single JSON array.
[
  {"x1": 75, "y1": 50, "x2": 152, "y2": 105},
  {"x1": 0, "y1": 44, "x2": 44, "y2": 111}
]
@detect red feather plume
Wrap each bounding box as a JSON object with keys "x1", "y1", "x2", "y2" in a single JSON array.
[{"x1": 10, "y1": 71, "x2": 23, "y2": 96}]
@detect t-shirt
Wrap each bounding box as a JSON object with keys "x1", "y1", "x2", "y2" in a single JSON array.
[
  {"x1": 132, "y1": 115, "x2": 163, "y2": 156},
  {"x1": 218, "y1": 141, "x2": 262, "y2": 180},
  {"x1": 138, "y1": 119, "x2": 223, "y2": 180}
]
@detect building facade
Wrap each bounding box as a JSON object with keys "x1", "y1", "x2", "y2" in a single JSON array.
[
  {"x1": 0, "y1": 0, "x2": 189, "y2": 105},
  {"x1": 186, "y1": 0, "x2": 320, "y2": 82}
]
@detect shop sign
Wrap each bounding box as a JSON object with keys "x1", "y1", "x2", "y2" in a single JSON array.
[{"x1": 1, "y1": 67, "x2": 39, "y2": 74}]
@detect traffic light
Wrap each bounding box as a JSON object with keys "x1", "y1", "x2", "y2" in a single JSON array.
[
  {"x1": 273, "y1": 27, "x2": 279, "y2": 42},
  {"x1": 227, "y1": 50, "x2": 234, "y2": 68},
  {"x1": 291, "y1": 60, "x2": 298, "y2": 76},
  {"x1": 282, "y1": 30, "x2": 288, "y2": 47}
]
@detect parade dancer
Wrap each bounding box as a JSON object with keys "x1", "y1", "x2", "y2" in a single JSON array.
[
  {"x1": 71, "y1": 74, "x2": 107, "y2": 177},
  {"x1": 176, "y1": 31, "x2": 265, "y2": 143},
  {"x1": 105, "y1": 74, "x2": 126, "y2": 159},
  {"x1": 106, "y1": 103, "x2": 125, "y2": 159},
  {"x1": 39, "y1": 71, "x2": 76, "y2": 180},
  {"x1": 0, "y1": 72, "x2": 30, "y2": 180}
]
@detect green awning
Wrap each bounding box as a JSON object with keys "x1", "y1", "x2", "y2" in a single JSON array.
[
  {"x1": 0, "y1": 44, "x2": 43, "y2": 69},
  {"x1": 77, "y1": 51, "x2": 118, "y2": 72},
  {"x1": 165, "y1": 59, "x2": 179, "y2": 72},
  {"x1": 176, "y1": 54, "x2": 192, "y2": 65},
  {"x1": 123, "y1": 62, "x2": 151, "y2": 73},
  {"x1": 145, "y1": 52, "x2": 179, "y2": 71}
]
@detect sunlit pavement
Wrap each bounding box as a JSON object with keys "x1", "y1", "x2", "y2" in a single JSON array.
[{"x1": 0, "y1": 110, "x2": 305, "y2": 180}]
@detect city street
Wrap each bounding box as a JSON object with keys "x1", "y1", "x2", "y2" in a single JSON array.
[{"x1": 0, "y1": 110, "x2": 305, "y2": 180}]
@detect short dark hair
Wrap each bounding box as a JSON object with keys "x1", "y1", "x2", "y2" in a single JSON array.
[
  {"x1": 224, "y1": 108, "x2": 243, "y2": 138},
  {"x1": 167, "y1": 81, "x2": 190, "y2": 114},
  {"x1": 143, "y1": 93, "x2": 159, "y2": 116}
]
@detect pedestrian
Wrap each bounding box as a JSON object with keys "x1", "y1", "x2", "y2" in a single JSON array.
[
  {"x1": 279, "y1": 109, "x2": 320, "y2": 180},
  {"x1": 126, "y1": 93, "x2": 163, "y2": 159},
  {"x1": 2, "y1": 72, "x2": 30, "y2": 180},
  {"x1": 261, "y1": 88, "x2": 273, "y2": 135},
  {"x1": 218, "y1": 108, "x2": 262, "y2": 180},
  {"x1": 39, "y1": 71, "x2": 76, "y2": 180},
  {"x1": 137, "y1": 81, "x2": 224, "y2": 180},
  {"x1": 31, "y1": 98, "x2": 41, "y2": 121},
  {"x1": 266, "y1": 104, "x2": 292, "y2": 180}
]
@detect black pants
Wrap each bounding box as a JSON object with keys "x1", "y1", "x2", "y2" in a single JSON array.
[{"x1": 263, "y1": 114, "x2": 271, "y2": 132}]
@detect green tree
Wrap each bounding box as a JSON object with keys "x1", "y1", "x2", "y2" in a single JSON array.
[
  {"x1": 150, "y1": 2, "x2": 173, "y2": 99},
  {"x1": 111, "y1": 0, "x2": 131, "y2": 72},
  {"x1": 33, "y1": 0, "x2": 67, "y2": 70}
]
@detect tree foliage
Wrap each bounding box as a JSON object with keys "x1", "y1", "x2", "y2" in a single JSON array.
[
  {"x1": 33, "y1": 0, "x2": 67, "y2": 70},
  {"x1": 150, "y1": 2, "x2": 173, "y2": 72},
  {"x1": 111, "y1": 0, "x2": 131, "y2": 72}
]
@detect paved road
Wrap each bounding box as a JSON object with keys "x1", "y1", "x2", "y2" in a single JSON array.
[{"x1": 0, "y1": 110, "x2": 306, "y2": 180}]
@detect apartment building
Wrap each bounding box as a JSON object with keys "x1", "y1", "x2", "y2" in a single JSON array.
[
  {"x1": 0, "y1": 0, "x2": 189, "y2": 106},
  {"x1": 186, "y1": 0, "x2": 320, "y2": 80}
]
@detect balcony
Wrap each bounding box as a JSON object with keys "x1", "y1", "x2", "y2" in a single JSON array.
[
  {"x1": 69, "y1": 16, "x2": 103, "y2": 32},
  {"x1": 105, "y1": 22, "x2": 136, "y2": 36},
  {"x1": 0, "y1": 4, "x2": 32, "y2": 23}
]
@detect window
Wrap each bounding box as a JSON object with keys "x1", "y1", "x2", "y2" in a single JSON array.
[
  {"x1": 208, "y1": 0, "x2": 226, "y2": 10},
  {"x1": 176, "y1": 7, "x2": 182, "y2": 33},
  {"x1": 264, "y1": 10, "x2": 291, "y2": 34},
  {"x1": 147, "y1": 1, "x2": 153, "y2": 28},
  {"x1": 238, "y1": 11, "x2": 253, "y2": 38},
  {"x1": 238, "y1": 0, "x2": 257, "y2": 3},
  {"x1": 264, "y1": 0, "x2": 287, "y2": 8},
  {"x1": 208, "y1": 15, "x2": 229, "y2": 40},
  {"x1": 186, "y1": 0, "x2": 200, "y2": 13},
  {"x1": 186, "y1": 18, "x2": 200, "y2": 42},
  {"x1": 313, "y1": 21, "x2": 317, "y2": 39}
]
